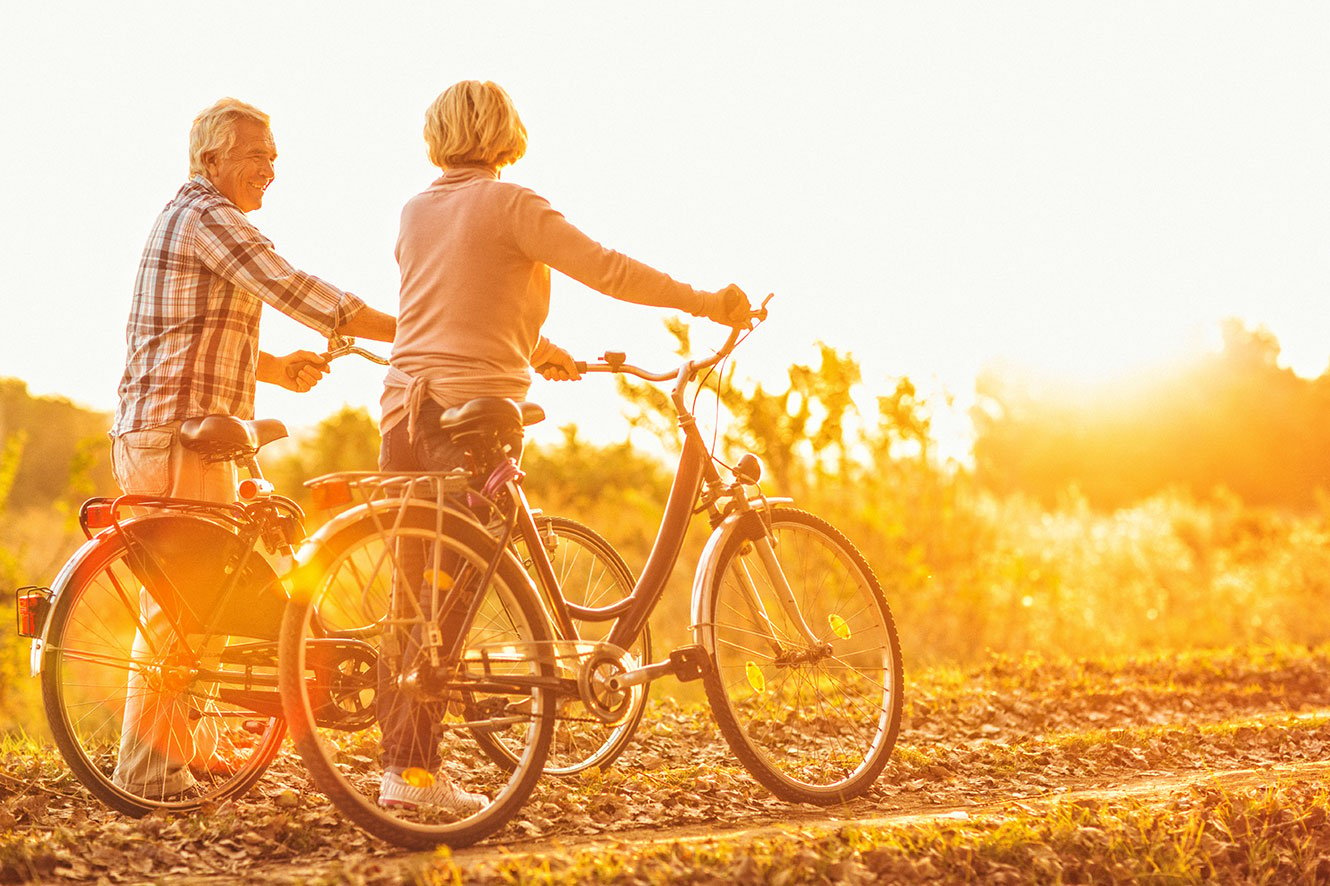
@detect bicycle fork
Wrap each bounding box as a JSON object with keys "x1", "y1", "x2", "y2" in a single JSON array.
[
  {"x1": 691, "y1": 509, "x2": 829, "y2": 664},
  {"x1": 732, "y1": 533, "x2": 825, "y2": 653}
]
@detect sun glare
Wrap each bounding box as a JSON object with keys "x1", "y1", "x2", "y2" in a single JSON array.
[{"x1": 1014, "y1": 327, "x2": 1210, "y2": 390}]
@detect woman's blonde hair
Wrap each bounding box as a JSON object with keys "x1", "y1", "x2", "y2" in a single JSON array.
[
  {"x1": 188, "y1": 98, "x2": 270, "y2": 177},
  {"x1": 423, "y1": 81, "x2": 528, "y2": 170}
]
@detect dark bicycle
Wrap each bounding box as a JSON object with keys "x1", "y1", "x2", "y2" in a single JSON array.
[{"x1": 277, "y1": 297, "x2": 905, "y2": 848}]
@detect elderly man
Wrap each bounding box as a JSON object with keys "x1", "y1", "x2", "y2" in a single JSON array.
[{"x1": 109, "y1": 97, "x2": 394, "y2": 799}]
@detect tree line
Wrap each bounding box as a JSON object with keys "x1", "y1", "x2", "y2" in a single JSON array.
[
  {"x1": 973, "y1": 321, "x2": 1330, "y2": 510},
  {"x1": 2, "y1": 319, "x2": 1328, "y2": 514}
]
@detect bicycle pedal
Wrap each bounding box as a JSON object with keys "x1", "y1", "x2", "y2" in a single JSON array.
[{"x1": 669, "y1": 645, "x2": 711, "y2": 682}]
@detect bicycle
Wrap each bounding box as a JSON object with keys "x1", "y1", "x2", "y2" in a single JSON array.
[
  {"x1": 16, "y1": 414, "x2": 305, "y2": 815},
  {"x1": 13, "y1": 338, "x2": 483, "y2": 815},
  {"x1": 277, "y1": 297, "x2": 904, "y2": 849}
]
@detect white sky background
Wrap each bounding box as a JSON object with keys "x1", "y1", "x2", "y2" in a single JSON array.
[{"x1": 2, "y1": 2, "x2": 1329, "y2": 451}]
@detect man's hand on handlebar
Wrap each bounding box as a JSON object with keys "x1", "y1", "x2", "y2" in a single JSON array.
[
  {"x1": 699, "y1": 284, "x2": 753, "y2": 328},
  {"x1": 265, "y1": 335, "x2": 391, "y2": 391},
  {"x1": 265, "y1": 350, "x2": 331, "y2": 393}
]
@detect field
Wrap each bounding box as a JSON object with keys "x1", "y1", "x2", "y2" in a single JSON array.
[
  {"x1": 5, "y1": 344, "x2": 1330, "y2": 882},
  {"x1": 3, "y1": 643, "x2": 1330, "y2": 883},
  {"x1": 5, "y1": 486, "x2": 1330, "y2": 882}
]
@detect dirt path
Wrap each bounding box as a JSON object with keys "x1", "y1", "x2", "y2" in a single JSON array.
[
  {"x1": 480, "y1": 759, "x2": 1330, "y2": 858},
  {"x1": 165, "y1": 758, "x2": 1330, "y2": 885},
  {"x1": 471, "y1": 759, "x2": 1330, "y2": 857}
]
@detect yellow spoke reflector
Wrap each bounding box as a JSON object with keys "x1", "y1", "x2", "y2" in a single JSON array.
[
  {"x1": 829, "y1": 614, "x2": 851, "y2": 640},
  {"x1": 746, "y1": 661, "x2": 766, "y2": 693},
  {"x1": 402, "y1": 767, "x2": 435, "y2": 788},
  {"x1": 423, "y1": 570, "x2": 454, "y2": 591}
]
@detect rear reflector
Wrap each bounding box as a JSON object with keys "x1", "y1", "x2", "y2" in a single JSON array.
[
  {"x1": 84, "y1": 502, "x2": 115, "y2": 530},
  {"x1": 16, "y1": 587, "x2": 52, "y2": 638}
]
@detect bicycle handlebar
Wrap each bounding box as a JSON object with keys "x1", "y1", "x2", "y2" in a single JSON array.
[
  {"x1": 569, "y1": 293, "x2": 773, "y2": 383},
  {"x1": 323, "y1": 335, "x2": 389, "y2": 366},
  {"x1": 284, "y1": 335, "x2": 388, "y2": 380}
]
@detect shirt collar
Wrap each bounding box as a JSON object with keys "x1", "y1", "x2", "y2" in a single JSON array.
[
  {"x1": 433, "y1": 165, "x2": 500, "y2": 188},
  {"x1": 189, "y1": 174, "x2": 221, "y2": 194}
]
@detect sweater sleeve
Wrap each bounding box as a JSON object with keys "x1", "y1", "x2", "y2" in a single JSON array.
[{"x1": 510, "y1": 187, "x2": 709, "y2": 315}]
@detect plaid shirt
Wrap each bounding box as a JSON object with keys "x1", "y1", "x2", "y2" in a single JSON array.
[{"x1": 113, "y1": 176, "x2": 365, "y2": 435}]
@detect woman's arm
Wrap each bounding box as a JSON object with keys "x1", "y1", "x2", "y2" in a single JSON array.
[{"x1": 511, "y1": 188, "x2": 749, "y2": 324}]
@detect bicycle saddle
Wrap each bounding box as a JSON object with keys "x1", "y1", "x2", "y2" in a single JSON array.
[
  {"x1": 179, "y1": 415, "x2": 289, "y2": 457},
  {"x1": 436, "y1": 398, "x2": 545, "y2": 437}
]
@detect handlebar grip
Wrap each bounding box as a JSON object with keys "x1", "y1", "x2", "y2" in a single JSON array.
[{"x1": 535, "y1": 361, "x2": 588, "y2": 374}]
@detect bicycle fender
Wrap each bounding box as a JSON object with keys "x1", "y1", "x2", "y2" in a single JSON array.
[
  {"x1": 289, "y1": 497, "x2": 495, "y2": 598},
  {"x1": 30, "y1": 513, "x2": 258, "y2": 673},
  {"x1": 690, "y1": 507, "x2": 780, "y2": 652},
  {"x1": 33, "y1": 514, "x2": 287, "y2": 677},
  {"x1": 29, "y1": 533, "x2": 107, "y2": 676}
]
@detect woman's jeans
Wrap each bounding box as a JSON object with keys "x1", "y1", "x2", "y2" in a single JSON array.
[{"x1": 376, "y1": 403, "x2": 473, "y2": 771}]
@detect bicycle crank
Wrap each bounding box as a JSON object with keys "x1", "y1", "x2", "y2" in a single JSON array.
[{"x1": 576, "y1": 648, "x2": 637, "y2": 725}]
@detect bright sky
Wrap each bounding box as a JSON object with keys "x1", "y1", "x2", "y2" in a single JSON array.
[{"x1": 3, "y1": 3, "x2": 1329, "y2": 449}]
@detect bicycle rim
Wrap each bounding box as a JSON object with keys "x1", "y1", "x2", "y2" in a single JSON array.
[
  {"x1": 702, "y1": 507, "x2": 902, "y2": 803},
  {"x1": 280, "y1": 507, "x2": 555, "y2": 849},
  {"x1": 41, "y1": 531, "x2": 284, "y2": 816}
]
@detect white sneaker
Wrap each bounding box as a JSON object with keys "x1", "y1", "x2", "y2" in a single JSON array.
[{"x1": 378, "y1": 768, "x2": 487, "y2": 816}]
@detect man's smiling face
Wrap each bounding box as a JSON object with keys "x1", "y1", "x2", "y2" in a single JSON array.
[{"x1": 206, "y1": 118, "x2": 276, "y2": 212}]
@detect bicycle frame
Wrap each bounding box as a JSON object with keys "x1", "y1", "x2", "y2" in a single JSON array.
[
  {"x1": 28, "y1": 496, "x2": 293, "y2": 677},
  {"x1": 499, "y1": 303, "x2": 821, "y2": 684},
  {"x1": 28, "y1": 340, "x2": 388, "y2": 679}
]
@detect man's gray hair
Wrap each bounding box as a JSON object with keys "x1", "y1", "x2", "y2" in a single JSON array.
[{"x1": 188, "y1": 98, "x2": 270, "y2": 177}]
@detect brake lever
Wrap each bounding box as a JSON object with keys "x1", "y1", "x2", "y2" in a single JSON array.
[
  {"x1": 755, "y1": 292, "x2": 774, "y2": 320},
  {"x1": 325, "y1": 343, "x2": 389, "y2": 365},
  {"x1": 323, "y1": 335, "x2": 388, "y2": 366}
]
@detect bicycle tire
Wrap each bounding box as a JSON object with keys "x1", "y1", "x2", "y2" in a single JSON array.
[
  {"x1": 490, "y1": 515, "x2": 649, "y2": 776},
  {"x1": 700, "y1": 507, "x2": 903, "y2": 804},
  {"x1": 41, "y1": 526, "x2": 285, "y2": 816},
  {"x1": 278, "y1": 504, "x2": 555, "y2": 849}
]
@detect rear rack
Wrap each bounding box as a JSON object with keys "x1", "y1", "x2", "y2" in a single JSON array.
[
  {"x1": 305, "y1": 470, "x2": 474, "y2": 513},
  {"x1": 78, "y1": 495, "x2": 251, "y2": 540}
]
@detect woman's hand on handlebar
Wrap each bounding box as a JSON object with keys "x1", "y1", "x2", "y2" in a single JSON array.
[
  {"x1": 534, "y1": 344, "x2": 583, "y2": 381},
  {"x1": 699, "y1": 284, "x2": 753, "y2": 328}
]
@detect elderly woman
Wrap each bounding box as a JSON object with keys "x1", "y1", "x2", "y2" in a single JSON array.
[{"x1": 376, "y1": 80, "x2": 750, "y2": 814}]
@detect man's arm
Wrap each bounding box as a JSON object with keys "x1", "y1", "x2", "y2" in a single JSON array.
[
  {"x1": 196, "y1": 205, "x2": 390, "y2": 340},
  {"x1": 336, "y1": 304, "x2": 396, "y2": 343}
]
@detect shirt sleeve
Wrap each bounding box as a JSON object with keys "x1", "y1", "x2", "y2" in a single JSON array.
[
  {"x1": 509, "y1": 188, "x2": 708, "y2": 315},
  {"x1": 194, "y1": 204, "x2": 366, "y2": 336}
]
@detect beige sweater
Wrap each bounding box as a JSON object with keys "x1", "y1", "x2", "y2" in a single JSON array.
[{"x1": 382, "y1": 166, "x2": 714, "y2": 435}]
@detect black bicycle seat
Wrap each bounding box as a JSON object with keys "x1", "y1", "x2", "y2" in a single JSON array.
[
  {"x1": 179, "y1": 415, "x2": 289, "y2": 457},
  {"x1": 437, "y1": 399, "x2": 545, "y2": 437}
]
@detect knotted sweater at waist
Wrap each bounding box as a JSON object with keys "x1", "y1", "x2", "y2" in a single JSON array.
[{"x1": 381, "y1": 364, "x2": 531, "y2": 443}]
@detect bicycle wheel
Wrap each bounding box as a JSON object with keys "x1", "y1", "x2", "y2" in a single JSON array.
[
  {"x1": 279, "y1": 505, "x2": 555, "y2": 849},
  {"x1": 41, "y1": 528, "x2": 285, "y2": 816},
  {"x1": 500, "y1": 516, "x2": 648, "y2": 775},
  {"x1": 700, "y1": 507, "x2": 902, "y2": 804}
]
